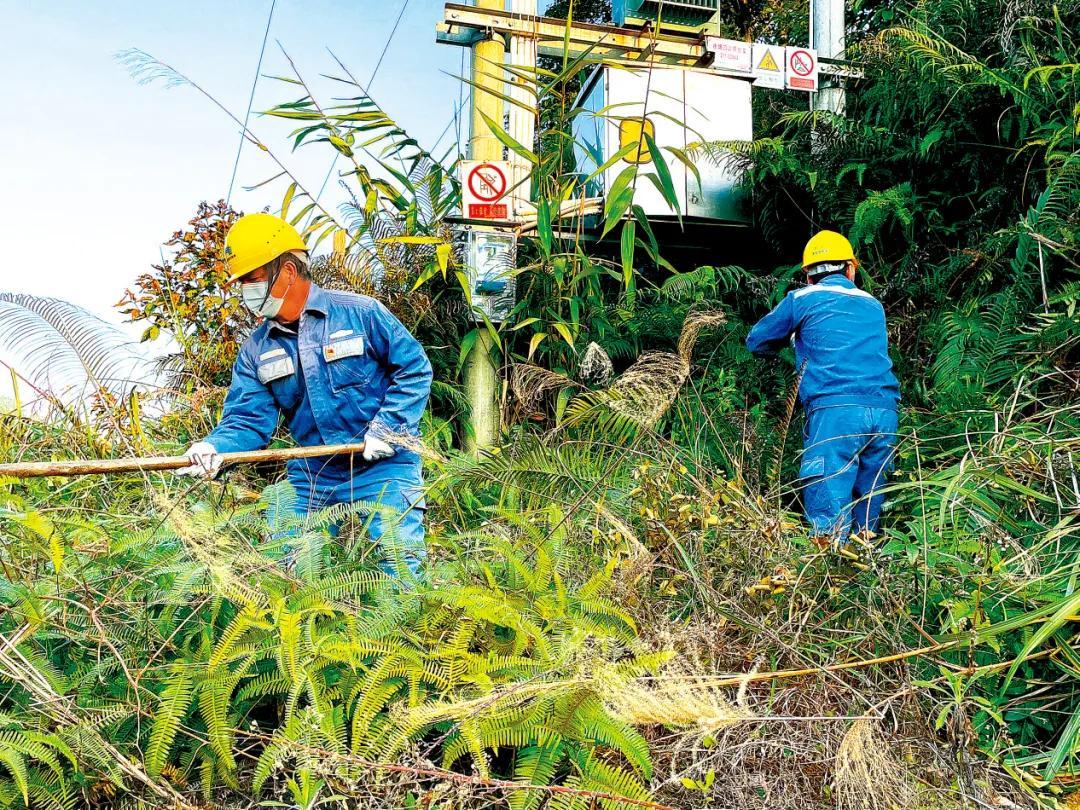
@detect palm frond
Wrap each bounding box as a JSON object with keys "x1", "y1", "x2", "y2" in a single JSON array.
[{"x1": 0, "y1": 294, "x2": 163, "y2": 412}]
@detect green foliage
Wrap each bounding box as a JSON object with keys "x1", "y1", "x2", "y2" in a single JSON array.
[
  {"x1": 6, "y1": 1, "x2": 1078, "y2": 806},
  {"x1": 694, "y1": 0, "x2": 1079, "y2": 421},
  {"x1": 117, "y1": 199, "x2": 246, "y2": 387},
  {"x1": 0, "y1": 475, "x2": 665, "y2": 808}
]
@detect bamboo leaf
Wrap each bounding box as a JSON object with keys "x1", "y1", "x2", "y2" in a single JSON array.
[
  {"x1": 378, "y1": 236, "x2": 446, "y2": 245},
  {"x1": 458, "y1": 329, "x2": 479, "y2": 373},
  {"x1": 1002, "y1": 589, "x2": 1080, "y2": 693},
  {"x1": 553, "y1": 322, "x2": 575, "y2": 348},
  {"x1": 281, "y1": 182, "x2": 300, "y2": 220},
  {"x1": 644, "y1": 133, "x2": 680, "y2": 216},
  {"x1": 663, "y1": 145, "x2": 702, "y2": 191},
  {"x1": 436, "y1": 243, "x2": 452, "y2": 276},
  {"x1": 582, "y1": 142, "x2": 641, "y2": 185},
  {"x1": 602, "y1": 166, "x2": 638, "y2": 236},
  {"x1": 480, "y1": 111, "x2": 538, "y2": 165},
  {"x1": 620, "y1": 220, "x2": 637, "y2": 307},
  {"x1": 1044, "y1": 705, "x2": 1080, "y2": 780},
  {"x1": 528, "y1": 332, "x2": 548, "y2": 360}
]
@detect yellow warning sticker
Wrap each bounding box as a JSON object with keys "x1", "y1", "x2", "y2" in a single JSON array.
[{"x1": 753, "y1": 44, "x2": 787, "y2": 88}]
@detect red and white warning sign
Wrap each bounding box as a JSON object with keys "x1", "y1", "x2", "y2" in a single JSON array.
[
  {"x1": 461, "y1": 160, "x2": 511, "y2": 220},
  {"x1": 785, "y1": 46, "x2": 818, "y2": 91}
]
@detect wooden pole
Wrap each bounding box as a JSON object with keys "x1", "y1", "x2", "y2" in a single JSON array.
[{"x1": 0, "y1": 442, "x2": 366, "y2": 479}]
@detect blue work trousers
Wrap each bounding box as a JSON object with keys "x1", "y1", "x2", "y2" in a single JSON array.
[
  {"x1": 799, "y1": 406, "x2": 898, "y2": 541},
  {"x1": 266, "y1": 460, "x2": 427, "y2": 578}
]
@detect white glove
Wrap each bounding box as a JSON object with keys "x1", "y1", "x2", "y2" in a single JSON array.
[
  {"x1": 175, "y1": 441, "x2": 223, "y2": 478},
  {"x1": 362, "y1": 435, "x2": 395, "y2": 463}
]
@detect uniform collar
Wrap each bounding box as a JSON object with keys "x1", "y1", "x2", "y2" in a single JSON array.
[
  {"x1": 302, "y1": 283, "x2": 330, "y2": 316},
  {"x1": 817, "y1": 274, "x2": 855, "y2": 289},
  {"x1": 267, "y1": 282, "x2": 329, "y2": 336}
]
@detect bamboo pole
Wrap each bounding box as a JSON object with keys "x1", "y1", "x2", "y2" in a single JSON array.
[{"x1": 0, "y1": 442, "x2": 366, "y2": 479}]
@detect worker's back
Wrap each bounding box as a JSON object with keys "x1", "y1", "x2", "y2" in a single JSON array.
[
  {"x1": 747, "y1": 232, "x2": 901, "y2": 544},
  {"x1": 747, "y1": 274, "x2": 900, "y2": 410}
]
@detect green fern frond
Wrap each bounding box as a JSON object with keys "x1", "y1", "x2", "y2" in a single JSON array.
[
  {"x1": 572, "y1": 697, "x2": 652, "y2": 778},
  {"x1": 198, "y1": 673, "x2": 238, "y2": 773},
  {"x1": 509, "y1": 740, "x2": 563, "y2": 810},
  {"x1": 145, "y1": 667, "x2": 194, "y2": 779}
]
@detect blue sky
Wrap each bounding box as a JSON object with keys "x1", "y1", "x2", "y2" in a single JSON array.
[{"x1": 0, "y1": 0, "x2": 470, "y2": 325}]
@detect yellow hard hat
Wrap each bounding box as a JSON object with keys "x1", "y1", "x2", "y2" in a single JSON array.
[
  {"x1": 222, "y1": 213, "x2": 308, "y2": 283},
  {"x1": 802, "y1": 230, "x2": 856, "y2": 270}
]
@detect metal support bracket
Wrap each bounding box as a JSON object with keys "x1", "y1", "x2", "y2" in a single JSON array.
[
  {"x1": 435, "y1": 22, "x2": 488, "y2": 48},
  {"x1": 818, "y1": 58, "x2": 865, "y2": 80},
  {"x1": 437, "y1": 3, "x2": 863, "y2": 79},
  {"x1": 438, "y1": 2, "x2": 709, "y2": 66}
]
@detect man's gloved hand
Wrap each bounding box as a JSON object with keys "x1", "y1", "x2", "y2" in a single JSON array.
[
  {"x1": 363, "y1": 435, "x2": 395, "y2": 463},
  {"x1": 175, "y1": 441, "x2": 223, "y2": 478}
]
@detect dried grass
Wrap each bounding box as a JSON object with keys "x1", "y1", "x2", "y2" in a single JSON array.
[
  {"x1": 605, "y1": 660, "x2": 754, "y2": 734},
  {"x1": 834, "y1": 718, "x2": 917, "y2": 810},
  {"x1": 677, "y1": 311, "x2": 727, "y2": 362},
  {"x1": 633, "y1": 614, "x2": 1038, "y2": 810},
  {"x1": 580, "y1": 341, "x2": 615, "y2": 386},
  {"x1": 608, "y1": 351, "x2": 692, "y2": 428},
  {"x1": 511, "y1": 311, "x2": 726, "y2": 430},
  {"x1": 154, "y1": 493, "x2": 272, "y2": 607},
  {"x1": 604, "y1": 311, "x2": 726, "y2": 428},
  {"x1": 510, "y1": 363, "x2": 578, "y2": 413}
]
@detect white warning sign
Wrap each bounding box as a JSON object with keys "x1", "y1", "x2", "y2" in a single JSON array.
[
  {"x1": 752, "y1": 44, "x2": 785, "y2": 89},
  {"x1": 705, "y1": 36, "x2": 752, "y2": 74},
  {"x1": 460, "y1": 160, "x2": 511, "y2": 220},
  {"x1": 785, "y1": 46, "x2": 819, "y2": 91}
]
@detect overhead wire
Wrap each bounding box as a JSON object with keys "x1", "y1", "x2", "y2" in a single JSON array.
[
  {"x1": 455, "y1": 46, "x2": 466, "y2": 162},
  {"x1": 226, "y1": 0, "x2": 277, "y2": 206},
  {"x1": 431, "y1": 96, "x2": 469, "y2": 158},
  {"x1": 313, "y1": 0, "x2": 412, "y2": 207}
]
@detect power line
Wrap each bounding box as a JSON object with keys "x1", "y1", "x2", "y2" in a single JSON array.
[
  {"x1": 226, "y1": 0, "x2": 277, "y2": 206},
  {"x1": 455, "y1": 46, "x2": 466, "y2": 161},
  {"x1": 313, "y1": 0, "x2": 412, "y2": 206},
  {"x1": 368, "y1": 0, "x2": 411, "y2": 88},
  {"x1": 432, "y1": 96, "x2": 468, "y2": 158}
]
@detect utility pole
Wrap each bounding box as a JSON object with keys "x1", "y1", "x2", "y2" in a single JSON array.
[
  {"x1": 507, "y1": 0, "x2": 538, "y2": 215},
  {"x1": 437, "y1": 1, "x2": 854, "y2": 453},
  {"x1": 462, "y1": 0, "x2": 507, "y2": 454},
  {"x1": 811, "y1": 0, "x2": 846, "y2": 115}
]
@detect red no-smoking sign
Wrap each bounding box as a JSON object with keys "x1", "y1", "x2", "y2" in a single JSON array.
[
  {"x1": 462, "y1": 161, "x2": 510, "y2": 219},
  {"x1": 785, "y1": 46, "x2": 819, "y2": 91}
]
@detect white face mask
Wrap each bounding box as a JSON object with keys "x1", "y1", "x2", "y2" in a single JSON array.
[{"x1": 241, "y1": 280, "x2": 286, "y2": 319}]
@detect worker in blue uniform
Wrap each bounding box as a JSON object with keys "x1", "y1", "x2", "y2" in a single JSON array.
[
  {"x1": 746, "y1": 230, "x2": 900, "y2": 547},
  {"x1": 175, "y1": 213, "x2": 432, "y2": 576}
]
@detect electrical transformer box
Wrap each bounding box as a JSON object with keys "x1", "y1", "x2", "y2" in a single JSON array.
[
  {"x1": 572, "y1": 65, "x2": 752, "y2": 227},
  {"x1": 613, "y1": 0, "x2": 720, "y2": 33}
]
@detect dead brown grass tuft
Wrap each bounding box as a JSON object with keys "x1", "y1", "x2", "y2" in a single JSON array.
[
  {"x1": 606, "y1": 660, "x2": 754, "y2": 734},
  {"x1": 834, "y1": 718, "x2": 917, "y2": 810},
  {"x1": 510, "y1": 363, "x2": 578, "y2": 414}
]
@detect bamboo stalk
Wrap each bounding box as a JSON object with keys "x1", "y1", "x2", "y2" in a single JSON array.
[{"x1": 0, "y1": 442, "x2": 366, "y2": 479}]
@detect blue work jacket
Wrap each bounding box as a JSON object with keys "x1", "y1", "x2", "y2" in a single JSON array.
[
  {"x1": 207, "y1": 283, "x2": 432, "y2": 482},
  {"x1": 746, "y1": 275, "x2": 900, "y2": 411}
]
